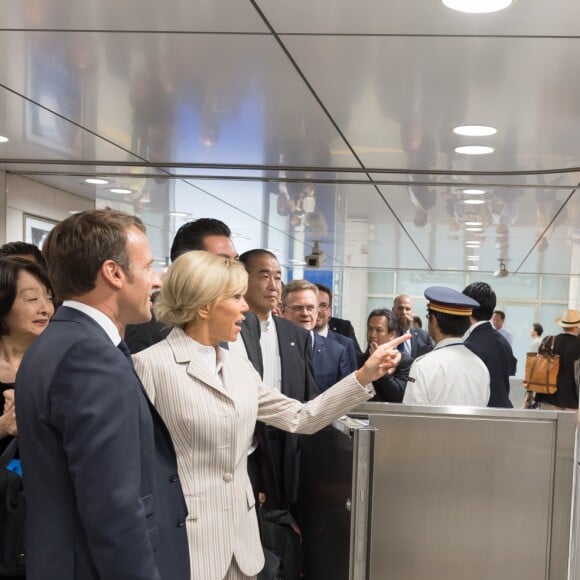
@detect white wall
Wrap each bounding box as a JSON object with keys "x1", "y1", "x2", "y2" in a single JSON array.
[{"x1": 3, "y1": 173, "x2": 93, "y2": 244}]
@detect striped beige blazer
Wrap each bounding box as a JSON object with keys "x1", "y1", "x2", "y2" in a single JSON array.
[{"x1": 133, "y1": 327, "x2": 373, "y2": 580}]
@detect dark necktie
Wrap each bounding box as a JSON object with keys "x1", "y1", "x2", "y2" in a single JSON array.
[{"x1": 117, "y1": 339, "x2": 133, "y2": 360}]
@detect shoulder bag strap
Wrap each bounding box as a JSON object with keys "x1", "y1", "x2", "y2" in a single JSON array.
[{"x1": 0, "y1": 438, "x2": 18, "y2": 469}]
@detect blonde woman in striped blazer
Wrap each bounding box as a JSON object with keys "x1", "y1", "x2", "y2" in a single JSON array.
[{"x1": 133, "y1": 251, "x2": 407, "y2": 580}]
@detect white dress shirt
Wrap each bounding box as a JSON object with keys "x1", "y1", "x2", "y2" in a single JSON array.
[{"x1": 260, "y1": 312, "x2": 282, "y2": 392}]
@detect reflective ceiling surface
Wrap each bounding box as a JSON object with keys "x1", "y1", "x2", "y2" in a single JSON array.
[{"x1": 0, "y1": 0, "x2": 579, "y2": 276}]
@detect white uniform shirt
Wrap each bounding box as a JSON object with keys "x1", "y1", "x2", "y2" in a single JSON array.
[{"x1": 403, "y1": 337, "x2": 490, "y2": 407}]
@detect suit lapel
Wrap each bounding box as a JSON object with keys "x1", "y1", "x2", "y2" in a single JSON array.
[{"x1": 166, "y1": 328, "x2": 233, "y2": 399}]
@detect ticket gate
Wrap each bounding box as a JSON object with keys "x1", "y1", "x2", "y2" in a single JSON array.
[{"x1": 299, "y1": 404, "x2": 577, "y2": 580}]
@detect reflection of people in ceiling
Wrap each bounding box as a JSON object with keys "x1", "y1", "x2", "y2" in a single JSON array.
[
  {"x1": 534, "y1": 177, "x2": 571, "y2": 253},
  {"x1": 272, "y1": 136, "x2": 331, "y2": 238},
  {"x1": 129, "y1": 62, "x2": 173, "y2": 160},
  {"x1": 402, "y1": 128, "x2": 437, "y2": 227}
]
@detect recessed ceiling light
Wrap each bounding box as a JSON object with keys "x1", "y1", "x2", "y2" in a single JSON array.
[
  {"x1": 462, "y1": 189, "x2": 486, "y2": 195},
  {"x1": 465, "y1": 221, "x2": 483, "y2": 226},
  {"x1": 465, "y1": 242, "x2": 481, "y2": 247},
  {"x1": 0, "y1": 135, "x2": 9, "y2": 143},
  {"x1": 464, "y1": 199, "x2": 486, "y2": 205},
  {"x1": 442, "y1": 0, "x2": 512, "y2": 13},
  {"x1": 468, "y1": 265, "x2": 480, "y2": 270},
  {"x1": 455, "y1": 145, "x2": 494, "y2": 155},
  {"x1": 466, "y1": 227, "x2": 483, "y2": 232},
  {"x1": 85, "y1": 178, "x2": 110, "y2": 185},
  {"x1": 110, "y1": 188, "x2": 133, "y2": 194},
  {"x1": 453, "y1": 125, "x2": 497, "y2": 137},
  {"x1": 467, "y1": 256, "x2": 480, "y2": 261},
  {"x1": 169, "y1": 212, "x2": 189, "y2": 217}
]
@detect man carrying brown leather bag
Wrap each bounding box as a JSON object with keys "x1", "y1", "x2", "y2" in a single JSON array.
[{"x1": 533, "y1": 309, "x2": 580, "y2": 410}]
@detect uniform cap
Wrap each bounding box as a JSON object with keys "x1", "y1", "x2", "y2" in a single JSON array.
[{"x1": 424, "y1": 286, "x2": 479, "y2": 317}]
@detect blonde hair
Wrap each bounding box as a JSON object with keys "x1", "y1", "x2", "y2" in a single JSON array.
[{"x1": 154, "y1": 251, "x2": 248, "y2": 326}]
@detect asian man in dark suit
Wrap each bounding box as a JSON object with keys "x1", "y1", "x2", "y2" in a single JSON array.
[
  {"x1": 15, "y1": 209, "x2": 189, "y2": 580},
  {"x1": 462, "y1": 282, "x2": 517, "y2": 408},
  {"x1": 239, "y1": 250, "x2": 316, "y2": 508}
]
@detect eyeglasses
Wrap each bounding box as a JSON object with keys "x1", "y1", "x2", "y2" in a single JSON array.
[
  {"x1": 286, "y1": 304, "x2": 318, "y2": 313},
  {"x1": 318, "y1": 303, "x2": 330, "y2": 311}
]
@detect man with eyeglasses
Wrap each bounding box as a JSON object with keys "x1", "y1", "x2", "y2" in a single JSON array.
[
  {"x1": 282, "y1": 280, "x2": 352, "y2": 395},
  {"x1": 314, "y1": 283, "x2": 360, "y2": 370}
]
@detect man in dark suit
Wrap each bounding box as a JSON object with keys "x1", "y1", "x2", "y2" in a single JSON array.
[
  {"x1": 359, "y1": 308, "x2": 412, "y2": 402},
  {"x1": 393, "y1": 294, "x2": 434, "y2": 359},
  {"x1": 462, "y1": 282, "x2": 517, "y2": 408},
  {"x1": 328, "y1": 316, "x2": 363, "y2": 357},
  {"x1": 314, "y1": 283, "x2": 358, "y2": 371},
  {"x1": 282, "y1": 280, "x2": 352, "y2": 395},
  {"x1": 15, "y1": 209, "x2": 189, "y2": 580},
  {"x1": 239, "y1": 250, "x2": 316, "y2": 508},
  {"x1": 125, "y1": 218, "x2": 242, "y2": 354}
]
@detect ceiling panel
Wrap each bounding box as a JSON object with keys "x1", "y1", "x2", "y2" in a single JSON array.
[
  {"x1": 0, "y1": 30, "x2": 362, "y2": 171},
  {"x1": 283, "y1": 35, "x2": 580, "y2": 174},
  {"x1": 0, "y1": 0, "x2": 267, "y2": 32},
  {"x1": 0, "y1": 0, "x2": 579, "y2": 279},
  {"x1": 258, "y1": 0, "x2": 580, "y2": 36}
]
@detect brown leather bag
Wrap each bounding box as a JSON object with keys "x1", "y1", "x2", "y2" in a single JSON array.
[{"x1": 523, "y1": 335, "x2": 559, "y2": 394}]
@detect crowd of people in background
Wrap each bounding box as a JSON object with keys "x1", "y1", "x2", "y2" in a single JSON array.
[{"x1": 1, "y1": 210, "x2": 580, "y2": 580}]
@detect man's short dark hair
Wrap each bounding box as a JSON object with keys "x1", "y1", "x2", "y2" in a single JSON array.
[
  {"x1": 238, "y1": 249, "x2": 278, "y2": 272},
  {"x1": 0, "y1": 241, "x2": 47, "y2": 269},
  {"x1": 315, "y1": 283, "x2": 332, "y2": 305},
  {"x1": 533, "y1": 322, "x2": 543, "y2": 336},
  {"x1": 170, "y1": 218, "x2": 231, "y2": 262},
  {"x1": 43, "y1": 209, "x2": 144, "y2": 300},
  {"x1": 429, "y1": 310, "x2": 471, "y2": 336},
  {"x1": 462, "y1": 282, "x2": 496, "y2": 321},
  {"x1": 367, "y1": 308, "x2": 397, "y2": 333}
]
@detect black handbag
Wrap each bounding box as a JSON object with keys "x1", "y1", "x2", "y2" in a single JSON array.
[
  {"x1": 258, "y1": 508, "x2": 302, "y2": 580},
  {"x1": 0, "y1": 438, "x2": 25, "y2": 576},
  {"x1": 257, "y1": 505, "x2": 282, "y2": 580}
]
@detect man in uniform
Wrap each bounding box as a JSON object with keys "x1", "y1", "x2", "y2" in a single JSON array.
[{"x1": 403, "y1": 286, "x2": 490, "y2": 406}]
